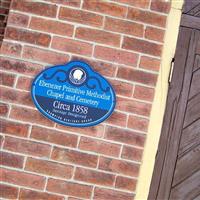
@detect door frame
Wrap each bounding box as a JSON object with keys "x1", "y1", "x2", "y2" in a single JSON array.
[{"x1": 135, "y1": 1, "x2": 184, "y2": 199}]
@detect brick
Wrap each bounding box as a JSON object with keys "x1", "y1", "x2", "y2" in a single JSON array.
[
  {"x1": 49, "y1": 0, "x2": 80, "y2": 7},
  {"x1": 115, "y1": 176, "x2": 137, "y2": 191},
  {"x1": 23, "y1": 46, "x2": 69, "y2": 65},
  {"x1": 57, "y1": 123, "x2": 104, "y2": 138},
  {"x1": 1, "y1": 14, "x2": 6, "y2": 23},
  {"x1": 1, "y1": 1, "x2": 11, "y2": 9},
  {"x1": 0, "y1": 14, "x2": 6, "y2": 24},
  {"x1": 71, "y1": 56, "x2": 117, "y2": 77},
  {"x1": 1, "y1": 41, "x2": 22, "y2": 57},
  {"x1": 99, "y1": 157, "x2": 140, "y2": 177},
  {"x1": 145, "y1": 26, "x2": 165, "y2": 42},
  {"x1": 0, "y1": 184, "x2": 18, "y2": 199},
  {"x1": 1, "y1": 168, "x2": 45, "y2": 189},
  {"x1": 0, "y1": 26, "x2": 6, "y2": 34},
  {"x1": 11, "y1": 0, "x2": 57, "y2": 17},
  {"x1": 122, "y1": 146, "x2": 143, "y2": 162},
  {"x1": 133, "y1": 85, "x2": 155, "y2": 102},
  {"x1": 83, "y1": 0, "x2": 127, "y2": 18},
  {"x1": 7, "y1": 12, "x2": 29, "y2": 27},
  {"x1": 0, "y1": 7, "x2": 9, "y2": 15},
  {"x1": 47, "y1": 178, "x2": 92, "y2": 199},
  {"x1": 123, "y1": 37, "x2": 162, "y2": 56},
  {"x1": 68, "y1": 198, "x2": 82, "y2": 200},
  {"x1": 0, "y1": 21, "x2": 6, "y2": 28},
  {"x1": 151, "y1": 0, "x2": 171, "y2": 13},
  {"x1": 140, "y1": 56, "x2": 160, "y2": 72},
  {"x1": 0, "y1": 38, "x2": 3, "y2": 45},
  {"x1": 30, "y1": 17, "x2": 74, "y2": 36},
  {"x1": 59, "y1": 7, "x2": 103, "y2": 27},
  {"x1": 79, "y1": 137, "x2": 121, "y2": 157},
  {"x1": 113, "y1": 0, "x2": 149, "y2": 8},
  {"x1": 109, "y1": 79, "x2": 133, "y2": 97},
  {"x1": 105, "y1": 111, "x2": 127, "y2": 127},
  {"x1": 0, "y1": 135, "x2": 4, "y2": 148},
  {"x1": 127, "y1": 8, "x2": 167, "y2": 27},
  {"x1": 51, "y1": 146, "x2": 98, "y2": 168},
  {"x1": 16, "y1": 76, "x2": 32, "y2": 91},
  {"x1": 19, "y1": 189, "x2": 64, "y2": 200},
  {"x1": 3, "y1": 136, "x2": 51, "y2": 157},
  {"x1": 0, "y1": 71, "x2": 16, "y2": 87},
  {"x1": 0, "y1": 103, "x2": 9, "y2": 116},
  {"x1": 0, "y1": 27, "x2": 5, "y2": 35},
  {"x1": 105, "y1": 17, "x2": 144, "y2": 37},
  {"x1": 105, "y1": 126, "x2": 145, "y2": 147},
  {"x1": 0, "y1": 119, "x2": 29, "y2": 137},
  {"x1": 0, "y1": 86, "x2": 33, "y2": 107},
  {"x1": 116, "y1": 96, "x2": 151, "y2": 116},
  {"x1": 117, "y1": 67, "x2": 157, "y2": 86},
  {"x1": 94, "y1": 46, "x2": 138, "y2": 66},
  {"x1": 0, "y1": 23, "x2": 6, "y2": 31},
  {"x1": 75, "y1": 167, "x2": 115, "y2": 186},
  {"x1": 0, "y1": 151, "x2": 24, "y2": 168},
  {"x1": 76, "y1": 27, "x2": 121, "y2": 47},
  {"x1": 52, "y1": 36, "x2": 93, "y2": 56},
  {"x1": 0, "y1": 22, "x2": 6, "y2": 31},
  {"x1": 94, "y1": 187, "x2": 134, "y2": 200},
  {"x1": 0, "y1": 57, "x2": 43, "y2": 76},
  {"x1": 128, "y1": 115, "x2": 149, "y2": 132},
  {"x1": 25, "y1": 157, "x2": 73, "y2": 179},
  {"x1": 5, "y1": 27, "x2": 51, "y2": 47},
  {"x1": 31, "y1": 126, "x2": 78, "y2": 147}
]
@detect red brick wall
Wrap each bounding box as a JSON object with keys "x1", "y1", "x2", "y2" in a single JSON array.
[{"x1": 0, "y1": 0, "x2": 170, "y2": 199}]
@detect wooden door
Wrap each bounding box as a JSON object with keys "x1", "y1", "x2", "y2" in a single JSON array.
[{"x1": 148, "y1": 1, "x2": 200, "y2": 200}]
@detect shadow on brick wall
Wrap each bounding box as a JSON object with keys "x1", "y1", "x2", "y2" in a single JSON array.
[{"x1": 0, "y1": 0, "x2": 12, "y2": 47}]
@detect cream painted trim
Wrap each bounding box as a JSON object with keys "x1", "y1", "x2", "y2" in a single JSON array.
[{"x1": 135, "y1": 1, "x2": 184, "y2": 199}]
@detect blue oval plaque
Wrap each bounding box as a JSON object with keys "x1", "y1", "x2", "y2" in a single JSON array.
[{"x1": 31, "y1": 61, "x2": 116, "y2": 127}]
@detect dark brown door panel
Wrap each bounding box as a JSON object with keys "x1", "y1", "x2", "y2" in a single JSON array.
[{"x1": 148, "y1": 1, "x2": 200, "y2": 199}]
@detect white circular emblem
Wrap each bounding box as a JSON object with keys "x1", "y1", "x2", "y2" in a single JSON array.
[{"x1": 69, "y1": 67, "x2": 86, "y2": 85}]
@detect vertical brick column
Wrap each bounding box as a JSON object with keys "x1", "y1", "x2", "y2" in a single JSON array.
[{"x1": 0, "y1": 0, "x2": 171, "y2": 199}]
